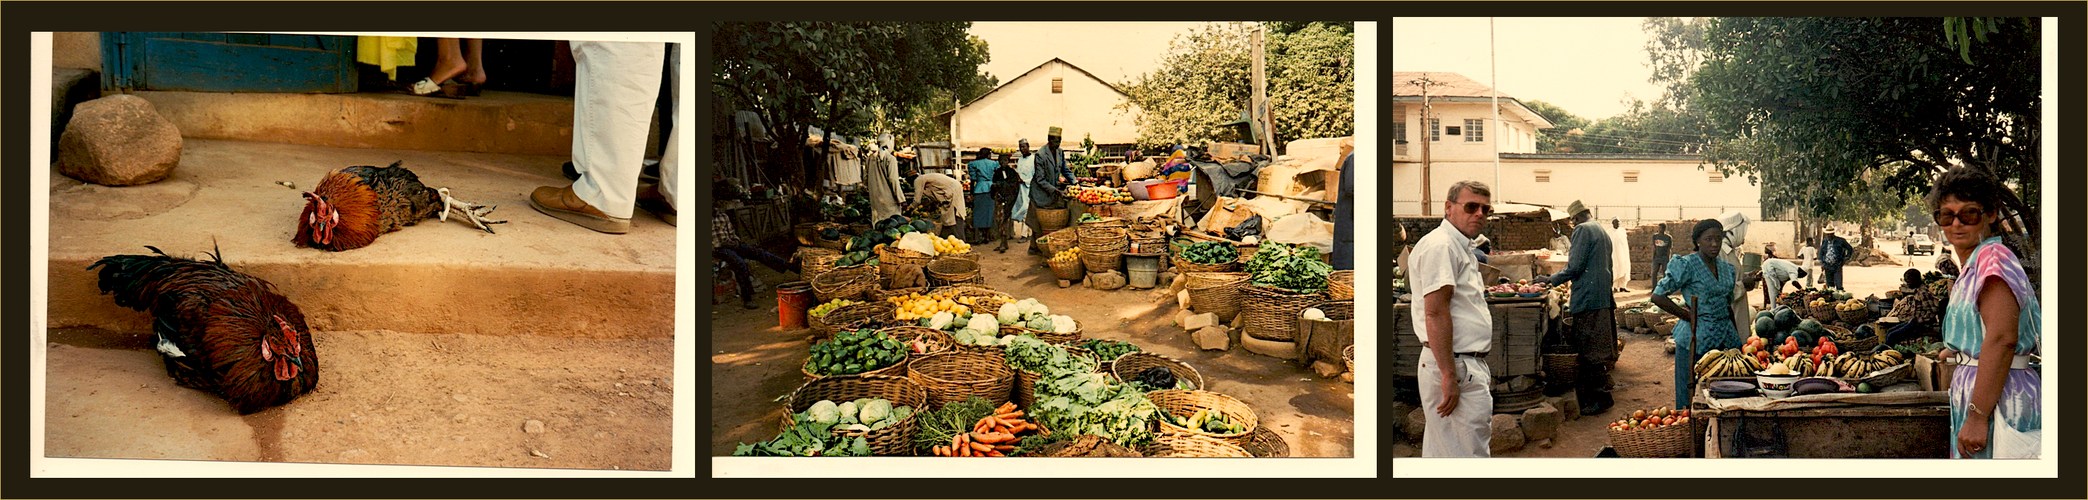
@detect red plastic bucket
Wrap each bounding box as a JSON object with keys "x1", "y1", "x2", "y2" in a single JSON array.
[
  {"x1": 776, "y1": 281, "x2": 815, "y2": 329},
  {"x1": 1146, "y1": 180, "x2": 1182, "y2": 200}
]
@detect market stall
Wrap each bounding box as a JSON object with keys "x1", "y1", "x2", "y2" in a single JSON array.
[{"x1": 1389, "y1": 281, "x2": 1561, "y2": 413}]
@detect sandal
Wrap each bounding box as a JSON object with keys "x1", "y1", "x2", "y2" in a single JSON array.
[{"x1": 405, "y1": 78, "x2": 468, "y2": 99}]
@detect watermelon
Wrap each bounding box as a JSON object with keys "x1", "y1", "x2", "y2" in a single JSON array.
[
  {"x1": 1753, "y1": 316, "x2": 1776, "y2": 335},
  {"x1": 1797, "y1": 318, "x2": 1823, "y2": 334},
  {"x1": 1775, "y1": 308, "x2": 1800, "y2": 330},
  {"x1": 1790, "y1": 330, "x2": 1815, "y2": 348},
  {"x1": 911, "y1": 219, "x2": 934, "y2": 233},
  {"x1": 820, "y1": 228, "x2": 842, "y2": 240}
]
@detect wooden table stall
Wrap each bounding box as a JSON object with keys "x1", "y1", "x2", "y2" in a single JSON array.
[{"x1": 1691, "y1": 390, "x2": 1951, "y2": 458}]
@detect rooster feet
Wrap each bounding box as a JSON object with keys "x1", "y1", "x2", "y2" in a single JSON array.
[{"x1": 438, "y1": 187, "x2": 507, "y2": 234}]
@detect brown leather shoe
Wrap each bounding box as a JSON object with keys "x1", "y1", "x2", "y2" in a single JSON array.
[
  {"x1": 636, "y1": 182, "x2": 677, "y2": 227},
  {"x1": 530, "y1": 184, "x2": 631, "y2": 234}
]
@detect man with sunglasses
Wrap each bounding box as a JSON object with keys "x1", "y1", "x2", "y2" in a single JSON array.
[
  {"x1": 1408, "y1": 180, "x2": 1496, "y2": 457},
  {"x1": 1819, "y1": 228, "x2": 1855, "y2": 290},
  {"x1": 1537, "y1": 200, "x2": 1617, "y2": 415}
]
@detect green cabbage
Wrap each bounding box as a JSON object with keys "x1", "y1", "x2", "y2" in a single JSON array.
[
  {"x1": 807, "y1": 400, "x2": 840, "y2": 424},
  {"x1": 859, "y1": 399, "x2": 893, "y2": 425}
]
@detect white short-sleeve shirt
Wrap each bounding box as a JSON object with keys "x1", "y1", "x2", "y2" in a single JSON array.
[{"x1": 1407, "y1": 220, "x2": 1494, "y2": 353}]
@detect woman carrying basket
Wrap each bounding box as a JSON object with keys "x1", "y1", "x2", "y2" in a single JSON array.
[{"x1": 1650, "y1": 219, "x2": 1741, "y2": 411}]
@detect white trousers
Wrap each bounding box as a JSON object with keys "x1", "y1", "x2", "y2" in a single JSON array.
[
  {"x1": 1417, "y1": 348, "x2": 1492, "y2": 457},
  {"x1": 570, "y1": 41, "x2": 673, "y2": 219}
]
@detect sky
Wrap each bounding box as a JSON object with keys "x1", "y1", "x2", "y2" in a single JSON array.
[
  {"x1": 1392, "y1": 17, "x2": 1663, "y2": 120},
  {"x1": 968, "y1": 22, "x2": 1221, "y2": 88}
]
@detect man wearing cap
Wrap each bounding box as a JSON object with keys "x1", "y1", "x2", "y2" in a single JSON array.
[
  {"x1": 1819, "y1": 227, "x2": 1854, "y2": 289},
  {"x1": 1410, "y1": 180, "x2": 1496, "y2": 457},
  {"x1": 1028, "y1": 127, "x2": 1075, "y2": 254},
  {"x1": 1536, "y1": 200, "x2": 1617, "y2": 415}
]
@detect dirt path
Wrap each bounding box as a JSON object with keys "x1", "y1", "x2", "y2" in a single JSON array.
[
  {"x1": 43, "y1": 328, "x2": 673, "y2": 470},
  {"x1": 711, "y1": 241, "x2": 1354, "y2": 457}
]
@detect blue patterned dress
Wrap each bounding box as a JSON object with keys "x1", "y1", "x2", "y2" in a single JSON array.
[
  {"x1": 1655, "y1": 253, "x2": 1741, "y2": 409},
  {"x1": 1943, "y1": 236, "x2": 2042, "y2": 458}
]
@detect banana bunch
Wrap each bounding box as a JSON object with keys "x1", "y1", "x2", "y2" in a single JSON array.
[
  {"x1": 932, "y1": 235, "x2": 971, "y2": 255},
  {"x1": 1693, "y1": 348, "x2": 1764, "y2": 382},
  {"x1": 887, "y1": 293, "x2": 971, "y2": 321},
  {"x1": 1051, "y1": 247, "x2": 1081, "y2": 264},
  {"x1": 1816, "y1": 349, "x2": 1904, "y2": 378},
  {"x1": 809, "y1": 299, "x2": 859, "y2": 319},
  {"x1": 1770, "y1": 353, "x2": 1814, "y2": 376}
]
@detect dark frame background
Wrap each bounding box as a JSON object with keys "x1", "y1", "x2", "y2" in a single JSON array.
[{"x1": 5, "y1": 2, "x2": 2081, "y2": 499}]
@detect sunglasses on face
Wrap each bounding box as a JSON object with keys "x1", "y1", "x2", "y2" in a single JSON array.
[
  {"x1": 1459, "y1": 202, "x2": 1494, "y2": 216},
  {"x1": 1934, "y1": 206, "x2": 1988, "y2": 227}
]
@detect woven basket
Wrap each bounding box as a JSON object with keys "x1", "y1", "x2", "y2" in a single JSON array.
[
  {"x1": 1111, "y1": 351, "x2": 1205, "y2": 391},
  {"x1": 1186, "y1": 272, "x2": 1250, "y2": 320},
  {"x1": 1809, "y1": 304, "x2": 1838, "y2": 322},
  {"x1": 1035, "y1": 207, "x2": 1071, "y2": 232},
  {"x1": 872, "y1": 287, "x2": 928, "y2": 302},
  {"x1": 1343, "y1": 344, "x2": 1355, "y2": 374},
  {"x1": 1236, "y1": 244, "x2": 1260, "y2": 263},
  {"x1": 1000, "y1": 324, "x2": 1082, "y2": 345},
  {"x1": 1143, "y1": 433, "x2": 1252, "y2": 458},
  {"x1": 811, "y1": 265, "x2": 878, "y2": 304},
  {"x1": 785, "y1": 374, "x2": 926, "y2": 456},
  {"x1": 1853, "y1": 361, "x2": 1912, "y2": 387},
  {"x1": 1048, "y1": 255, "x2": 1086, "y2": 281},
  {"x1": 925, "y1": 257, "x2": 984, "y2": 287},
  {"x1": 878, "y1": 326, "x2": 954, "y2": 361},
  {"x1": 1607, "y1": 421, "x2": 1693, "y2": 458},
  {"x1": 1041, "y1": 228, "x2": 1081, "y2": 256},
  {"x1": 928, "y1": 285, "x2": 1010, "y2": 303},
  {"x1": 801, "y1": 352, "x2": 908, "y2": 382},
  {"x1": 1014, "y1": 346, "x2": 1098, "y2": 409},
  {"x1": 1328, "y1": 270, "x2": 1356, "y2": 301},
  {"x1": 1241, "y1": 426, "x2": 1292, "y2": 458},
  {"x1": 1080, "y1": 250, "x2": 1124, "y2": 273},
  {"x1": 1241, "y1": 285, "x2": 1326, "y2": 342},
  {"x1": 1172, "y1": 255, "x2": 1240, "y2": 273},
  {"x1": 798, "y1": 247, "x2": 843, "y2": 277},
  {"x1": 1836, "y1": 306, "x2": 1870, "y2": 324},
  {"x1": 1544, "y1": 353, "x2": 1580, "y2": 384},
  {"x1": 906, "y1": 350, "x2": 1015, "y2": 409},
  {"x1": 808, "y1": 301, "x2": 896, "y2": 342},
  {"x1": 1076, "y1": 217, "x2": 1129, "y2": 236},
  {"x1": 878, "y1": 246, "x2": 936, "y2": 288},
  {"x1": 1823, "y1": 325, "x2": 1880, "y2": 353},
  {"x1": 1147, "y1": 390, "x2": 1258, "y2": 447}
]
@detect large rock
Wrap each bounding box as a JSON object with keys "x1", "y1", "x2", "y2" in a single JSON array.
[
  {"x1": 1192, "y1": 326, "x2": 1230, "y2": 351},
  {"x1": 58, "y1": 94, "x2": 182, "y2": 186},
  {"x1": 1182, "y1": 312, "x2": 1221, "y2": 332},
  {"x1": 1545, "y1": 395, "x2": 1582, "y2": 422},
  {"x1": 1403, "y1": 408, "x2": 1428, "y2": 443},
  {"x1": 1240, "y1": 334, "x2": 1300, "y2": 360},
  {"x1": 1489, "y1": 414, "x2": 1526, "y2": 454},
  {"x1": 1311, "y1": 360, "x2": 1344, "y2": 378},
  {"x1": 1520, "y1": 403, "x2": 1563, "y2": 442}
]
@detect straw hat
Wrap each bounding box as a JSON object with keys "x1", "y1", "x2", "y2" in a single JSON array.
[{"x1": 1566, "y1": 200, "x2": 1590, "y2": 217}]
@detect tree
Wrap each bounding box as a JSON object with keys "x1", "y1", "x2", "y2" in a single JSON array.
[
  {"x1": 713, "y1": 22, "x2": 992, "y2": 184},
  {"x1": 1121, "y1": 22, "x2": 1353, "y2": 152},
  {"x1": 1522, "y1": 100, "x2": 1587, "y2": 153},
  {"x1": 1681, "y1": 17, "x2": 2040, "y2": 242}
]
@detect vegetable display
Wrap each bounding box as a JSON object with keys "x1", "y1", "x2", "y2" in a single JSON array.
[
  {"x1": 887, "y1": 292, "x2": 972, "y2": 322},
  {"x1": 1005, "y1": 335, "x2": 1097, "y2": 374},
  {"x1": 930, "y1": 402, "x2": 1044, "y2": 457},
  {"x1": 733, "y1": 398, "x2": 917, "y2": 457},
  {"x1": 1163, "y1": 408, "x2": 1245, "y2": 435},
  {"x1": 808, "y1": 299, "x2": 858, "y2": 319},
  {"x1": 1018, "y1": 333, "x2": 1159, "y2": 447},
  {"x1": 1608, "y1": 407, "x2": 1690, "y2": 433},
  {"x1": 948, "y1": 313, "x2": 1008, "y2": 346},
  {"x1": 1050, "y1": 247, "x2": 1081, "y2": 265},
  {"x1": 1068, "y1": 185, "x2": 1134, "y2": 205},
  {"x1": 1077, "y1": 213, "x2": 1103, "y2": 223},
  {"x1": 911, "y1": 396, "x2": 999, "y2": 454},
  {"x1": 1244, "y1": 242, "x2": 1334, "y2": 294},
  {"x1": 805, "y1": 329, "x2": 906, "y2": 376},
  {"x1": 1180, "y1": 241, "x2": 1240, "y2": 265},
  {"x1": 997, "y1": 298, "x2": 1076, "y2": 334},
  {"x1": 1077, "y1": 339, "x2": 1140, "y2": 362},
  {"x1": 1129, "y1": 366, "x2": 1195, "y2": 391}
]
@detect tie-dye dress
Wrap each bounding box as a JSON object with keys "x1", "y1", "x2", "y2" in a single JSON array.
[{"x1": 1943, "y1": 236, "x2": 2041, "y2": 458}]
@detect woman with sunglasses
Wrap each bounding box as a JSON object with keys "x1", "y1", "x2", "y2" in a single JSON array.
[
  {"x1": 1650, "y1": 219, "x2": 1740, "y2": 411},
  {"x1": 1929, "y1": 167, "x2": 2041, "y2": 459}
]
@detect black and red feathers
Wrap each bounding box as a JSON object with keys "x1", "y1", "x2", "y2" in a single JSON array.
[{"x1": 89, "y1": 245, "x2": 320, "y2": 414}]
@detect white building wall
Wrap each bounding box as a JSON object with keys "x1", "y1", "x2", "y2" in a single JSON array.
[
  {"x1": 1392, "y1": 158, "x2": 1764, "y2": 221},
  {"x1": 1391, "y1": 101, "x2": 1541, "y2": 163},
  {"x1": 951, "y1": 60, "x2": 1141, "y2": 150}
]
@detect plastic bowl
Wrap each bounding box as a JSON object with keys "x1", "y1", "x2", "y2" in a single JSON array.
[
  {"x1": 1760, "y1": 388, "x2": 1794, "y2": 399},
  {"x1": 1755, "y1": 372, "x2": 1802, "y2": 391}
]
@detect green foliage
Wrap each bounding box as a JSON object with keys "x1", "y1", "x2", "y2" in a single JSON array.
[
  {"x1": 1120, "y1": 22, "x2": 1353, "y2": 151},
  {"x1": 1246, "y1": 242, "x2": 1333, "y2": 294}
]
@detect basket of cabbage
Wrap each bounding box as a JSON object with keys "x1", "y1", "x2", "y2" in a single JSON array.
[
  {"x1": 772, "y1": 374, "x2": 926, "y2": 456},
  {"x1": 994, "y1": 298, "x2": 1082, "y2": 344}
]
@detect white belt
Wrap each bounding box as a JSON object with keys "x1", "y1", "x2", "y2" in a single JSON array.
[{"x1": 1952, "y1": 352, "x2": 2037, "y2": 370}]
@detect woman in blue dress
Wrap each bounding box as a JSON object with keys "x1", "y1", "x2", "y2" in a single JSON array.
[
  {"x1": 1651, "y1": 219, "x2": 1741, "y2": 410},
  {"x1": 1929, "y1": 167, "x2": 2040, "y2": 459}
]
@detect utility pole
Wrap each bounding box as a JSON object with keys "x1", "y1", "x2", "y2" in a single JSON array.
[
  {"x1": 1412, "y1": 74, "x2": 1438, "y2": 216},
  {"x1": 1251, "y1": 26, "x2": 1276, "y2": 154}
]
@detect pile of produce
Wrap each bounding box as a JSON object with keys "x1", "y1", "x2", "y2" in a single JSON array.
[
  {"x1": 1077, "y1": 213, "x2": 1104, "y2": 223},
  {"x1": 832, "y1": 250, "x2": 879, "y2": 268},
  {"x1": 808, "y1": 299, "x2": 859, "y2": 319},
  {"x1": 1127, "y1": 367, "x2": 1196, "y2": 391},
  {"x1": 1179, "y1": 241, "x2": 1240, "y2": 265},
  {"x1": 1051, "y1": 247, "x2": 1082, "y2": 266},
  {"x1": 1005, "y1": 335, "x2": 1098, "y2": 374},
  {"x1": 1887, "y1": 275, "x2": 1955, "y2": 326},
  {"x1": 1815, "y1": 349, "x2": 1905, "y2": 379},
  {"x1": 732, "y1": 397, "x2": 913, "y2": 456},
  {"x1": 887, "y1": 292, "x2": 972, "y2": 322},
  {"x1": 928, "y1": 401, "x2": 1042, "y2": 457},
  {"x1": 1607, "y1": 407, "x2": 1690, "y2": 433},
  {"x1": 1077, "y1": 339, "x2": 1140, "y2": 361},
  {"x1": 1014, "y1": 336, "x2": 1160, "y2": 448},
  {"x1": 1244, "y1": 242, "x2": 1334, "y2": 294},
  {"x1": 1068, "y1": 185, "x2": 1134, "y2": 205},
  {"x1": 912, "y1": 397, "x2": 997, "y2": 453},
  {"x1": 818, "y1": 191, "x2": 872, "y2": 225},
  {"x1": 930, "y1": 234, "x2": 971, "y2": 255},
  {"x1": 945, "y1": 312, "x2": 1008, "y2": 346},
  {"x1": 806, "y1": 329, "x2": 907, "y2": 376},
  {"x1": 1750, "y1": 306, "x2": 1820, "y2": 345},
  {"x1": 845, "y1": 215, "x2": 936, "y2": 254},
  {"x1": 1031, "y1": 434, "x2": 1142, "y2": 457},
  {"x1": 997, "y1": 298, "x2": 1076, "y2": 335},
  {"x1": 1161, "y1": 408, "x2": 1246, "y2": 435},
  {"x1": 1692, "y1": 347, "x2": 1766, "y2": 381},
  {"x1": 1486, "y1": 280, "x2": 1549, "y2": 297}
]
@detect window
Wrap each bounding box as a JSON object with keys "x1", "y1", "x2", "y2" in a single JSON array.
[
  {"x1": 1708, "y1": 169, "x2": 1726, "y2": 183},
  {"x1": 1429, "y1": 118, "x2": 1441, "y2": 142},
  {"x1": 1623, "y1": 170, "x2": 1640, "y2": 183},
  {"x1": 1534, "y1": 169, "x2": 1551, "y2": 183},
  {"x1": 1446, "y1": 125, "x2": 1462, "y2": 136},
  {"x1": 1051, "y1": 77, "x2": 1063, "y2": 93},
  {"x1": 1464, "y1": 119, "x2": 1485, "y2": 142},
  {"x1": 1393, "y1": 107, "x2": 1407, "y2": 142}
]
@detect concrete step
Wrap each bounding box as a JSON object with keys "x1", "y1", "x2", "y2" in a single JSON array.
[
  {"x1": 128, "y1": 89, "x2": 660, "y2": 157},
  {"x1": 47, "y1": 139, "x2": 676, "y2": 339},
  {"x1": 42, "y1": 327, "x2": 672, "y2": 470}
]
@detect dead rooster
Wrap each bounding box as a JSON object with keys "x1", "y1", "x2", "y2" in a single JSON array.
[
  {"x1": 294, "y1": 161, "x2": 503, "y2": 251},
  {"x1": 90, "y1": 244, "x2": 319, "y2": 414}
]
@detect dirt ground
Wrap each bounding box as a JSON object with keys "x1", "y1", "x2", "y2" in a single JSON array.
[
  {"x1": 1393, "y1": 251, "x2": 1942, "y2": 458},
  {"x1": 711, "y1": 239, "x2": 1355, "y2": 457},
  {"x1": 43, "y1": 328, "x2": 674, "y2": 470}
]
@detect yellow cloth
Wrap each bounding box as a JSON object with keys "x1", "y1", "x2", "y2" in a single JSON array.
[{"x1": 356, "y1": 36, "x2": 418, "y2": 81}]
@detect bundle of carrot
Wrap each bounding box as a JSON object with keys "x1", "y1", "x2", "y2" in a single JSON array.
[{"x1": 930, "y1": 402, "x2": 1045, "y2": 457}]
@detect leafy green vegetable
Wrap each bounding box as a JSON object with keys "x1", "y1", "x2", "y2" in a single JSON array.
[
  {"x1": 1005, "y1": 335, "x2": 1096, "y2": 374},
  {"x1": 1078, "y1": 339, "x2": 1141, "y2": 362},
  {"x1": 910, "y1": 396, "x2": 999, "y2": 454},
  {"x1": 1245, "y1": 242, "x2": 1334, "y2": 294},
  {"x1": 1181, "y1": 241, "x2": 1240, "y2": 265},
  {"x1": 806, "y1": 329, "x2": 906, "y2": 376},
  {"x1": 732, "y1": 409, "x2": 875, "y2": 457}
]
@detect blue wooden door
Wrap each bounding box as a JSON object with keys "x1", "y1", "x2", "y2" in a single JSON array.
[{"x1": 101, "y1": 32, "x2": 357, "y2": 93}]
